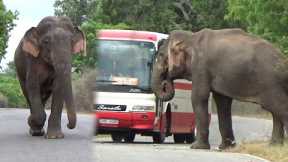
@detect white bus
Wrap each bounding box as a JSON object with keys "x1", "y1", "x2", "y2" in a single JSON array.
[{"x1": 94, "y1": 29, "x2": 201, "y2": 143}]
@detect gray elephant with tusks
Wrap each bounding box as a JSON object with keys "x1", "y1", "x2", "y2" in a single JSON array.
[
  {"x1": 151, "y1": 28, "x2": 288, "y2": 149},
  {"x1": 14, "y1": 16, "x2": 86, "y2": 139}
]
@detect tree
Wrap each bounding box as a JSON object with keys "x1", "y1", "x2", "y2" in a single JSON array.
[
  {"x1": 96, "y1": 0, "x2": 242, "y2": 32},
  {"x1": 3, "y1": 61, "x2": 16, "y2": 77},
  {"x1": 54, "y1": 0, "x2": 98, "y2": 26},
  {"x1": 188, "y1": 0, "x2": 243, "y2": 30},
  {"x1": 54, "y1": 0, "x2": 239, "y2": 71},
  {"x1": 0, "y1": 0, "x2": 17, "y2": 67},
  {"x1": 95, "y1": 0, "x2": 178, "y2": 33},
  {"x1": 54, "y1": 0, "x2": 177, "y2": 33},
  {"x1": 54, "y1": 0, "x2": 240, "y2": 33},
  {"x1": 226, "y1": 0, "x2": 288, "y2": 54}
]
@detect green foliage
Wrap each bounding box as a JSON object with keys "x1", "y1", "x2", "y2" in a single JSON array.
[
  {"x1": 0, "y1": 0, "x2": 17, "y2": 67},
  {"x1": 54, "y1": 0, "x2": 97, "y2": 26},
  {"x1": 94, "y1": 0, "x2": 178, "y2": 33},
  {"x1": 226, "y1": 0, "x2": 288, "y2": 54},
  {"x1": 93, "y1": 0, "x2": 242, "y2": 32},
  {"x1": 189, "y1": 0, "x2": 244, "y2": 30},
  {"x1": 0, "y1": 74, "x2": 26, "y2": 108},
  {"x1": 54, "y1": 0, "x2": 240, "y2": 72},
  {"x1": 0, "y1": 92, "x2": 8, "y2": 107},
  {"x1": 54, "y1": 0, "x2": 237, "y2": 33},
  {"x1": 3, "y1": 61, "x2": 16, "y2": 77}
]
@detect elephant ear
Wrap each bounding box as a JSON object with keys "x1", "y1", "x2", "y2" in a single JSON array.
[
  {"x1": 72, "y1": 27, "x2": 86, "y2": 56},
  {"x1": 22, "y1": 27, "x2": 40, "y2": 57}
]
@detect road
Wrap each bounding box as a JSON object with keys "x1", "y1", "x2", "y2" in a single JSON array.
[
  {"x1": 94, "y1": 115, "x2": 272, "y2": 162},
  {"x1": 0, "y1": 108, "x2": 272, "y2": 162},
  {"x1": 0, "y1": 108, "x2": 94, "y2": 162}
]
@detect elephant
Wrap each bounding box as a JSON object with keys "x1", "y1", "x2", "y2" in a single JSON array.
[
  {"x1": 151, "y1": 28, "x2": 288, "y2": 149},
  {"x1": 14, "y1": 16, "x2": 86, "y2": 139}
]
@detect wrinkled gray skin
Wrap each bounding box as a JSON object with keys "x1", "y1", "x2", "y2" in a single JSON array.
[
  {"x1": 14, "y1": 16, "x2": 86, "y2": 139},
  {"x1": 152, "y1": 28, "x2": 287, "y2": 149}
]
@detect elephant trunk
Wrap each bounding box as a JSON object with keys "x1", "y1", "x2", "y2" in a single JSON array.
[
  {"x1": 151, "y1": 68, "x2": 175, "y2": 101},
  {"x1": 55, "y1": 63, "x2": 77, "y2": 129},
  {"x1": 63, "y1": 67, "x2": 77, "y2": 129}
]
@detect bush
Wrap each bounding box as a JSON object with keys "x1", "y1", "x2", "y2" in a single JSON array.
[
  {"x1": 72, "y1": 69, "x2": 97, "y2": 112},
  {"x1": 0, "y1": 74, "x2": 27, "y2": 108}
]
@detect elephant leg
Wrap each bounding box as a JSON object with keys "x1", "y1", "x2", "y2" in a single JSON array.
[
  {"x1": 213, "y1": 92, "x2": 235, "y2": 149},
  {"x1": 46, "y1": 79, "x2": 64, "y2": 139},
  {"x1": 26, "y1": 78, "x2": 46, "y2": 136},
  {"x1": 261, "y1": 91, "x2": 285, "y2": 145},
  {"x1": 270, "y1": 113, "x2": 284, "y2": 145},
  {"x1": 41, "y1": 89, "x2": 52, "y2": 107},
  {"x1": 190, "y1": 80, "x2": 211, "y2": 149}
]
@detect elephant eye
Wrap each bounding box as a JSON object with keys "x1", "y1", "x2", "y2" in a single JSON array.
[
  {"x1": 43, "y1": 38, "x2": 49, "y2": 45},
  {"x1": 42, "y1": 36, "x2": 51, "y2": 45}
]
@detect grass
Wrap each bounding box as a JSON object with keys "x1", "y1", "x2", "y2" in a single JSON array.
[
  {"x1": 233, "y1": 112, "x2": 272, "y2": 120},
  {"x1": 227, "y1": 141, "x2": 288, "y2": 162}
]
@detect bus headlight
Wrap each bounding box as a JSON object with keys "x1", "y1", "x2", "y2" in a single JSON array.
[{"x1": 132, "y1": 105, "x2": 154, "y2": 112}]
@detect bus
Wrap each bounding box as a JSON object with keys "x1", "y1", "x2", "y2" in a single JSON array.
[{"x1": 94, "y1": 29, "x2": 201, "y2": 143}]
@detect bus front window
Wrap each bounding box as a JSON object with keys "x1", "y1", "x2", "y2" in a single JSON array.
[{"x1": 95, "y1": 40, "x2": 156, "y2": 92}]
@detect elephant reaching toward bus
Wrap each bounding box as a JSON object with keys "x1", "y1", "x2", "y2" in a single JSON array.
[
  {"x1": 14, "y1": 16, "x2": 86, "y2": 138},
  {"x1": 151, "y1": 28, "x2": 287, "y2": 149}
]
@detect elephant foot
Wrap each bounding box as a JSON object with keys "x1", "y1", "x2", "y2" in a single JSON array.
[
  {"x1": 269, "y1": 138, "x2": 283, "y2": 146},
  {"x1": 27, "y1": 114, "x2": 46, "y2": 131},
  {"x1": 29, "y1": 128, "x2": 45, "y2": 136},
  {"x1": 190, "y1": 141, "x2": 210, "y2": 149},
  {"x1": 218, "y1": 139, "x2": 236, "y2": 150},
  {"x1": 45, "y1": 130, "x2": 64, "y2": 139}
]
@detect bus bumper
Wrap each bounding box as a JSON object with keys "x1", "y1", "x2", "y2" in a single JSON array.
[{"x1": 95, "y1": 111, "x2": 156, "y2": 134}]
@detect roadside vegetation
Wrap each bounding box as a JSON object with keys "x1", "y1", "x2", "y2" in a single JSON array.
[
  {"x1": 0, "y1": 73, "x2": 26, "y2": 108},
  {"x1": 72, "y1": 69, "x2": 97, "y2": 112},
  {"x1": 227, "y1": 141, "x2": 288, "y2": 162}
]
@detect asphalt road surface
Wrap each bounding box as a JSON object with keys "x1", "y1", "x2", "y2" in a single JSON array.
[
  {"x1": 0, "y1": 108, "x2": 94, "y2": 162},
  {"x1": 0, "y1": 108, "x2": 272, "y2": 162},
  {"x1": 94, "y1": 115, "x2": 272, "y2": 162}
]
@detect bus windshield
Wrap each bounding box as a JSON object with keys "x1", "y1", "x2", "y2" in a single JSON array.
[{"x1": 95, "y1": 40, "x2": 156, "y2": 92}]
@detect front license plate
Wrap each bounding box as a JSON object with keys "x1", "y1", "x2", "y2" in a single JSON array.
[{"x1": 99, "y1": 119, "x2": 119, "y2": 124}]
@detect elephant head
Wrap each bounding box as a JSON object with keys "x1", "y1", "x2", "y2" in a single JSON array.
[
  {"x1": 21, "y1": 16, "x2": 86, "y2": 129},
  {"x1": 151, "y1": 39, "x2": 175, "y2": 101},
  {"x1": 151, "y1": 31, "x2": 193, "y2": 101}
]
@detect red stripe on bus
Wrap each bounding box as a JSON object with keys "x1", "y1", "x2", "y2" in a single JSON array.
[
  {"x1": 98, "y1": 30, "x2": 157, "y2": 41},
  {"x1": 174, "y1": 82, "x2": 192, "y2": 90}
]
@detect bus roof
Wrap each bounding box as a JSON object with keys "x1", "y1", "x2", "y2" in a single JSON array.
[{"x1": 97, "y1": 29, "x2": 168, "y2": 42}]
